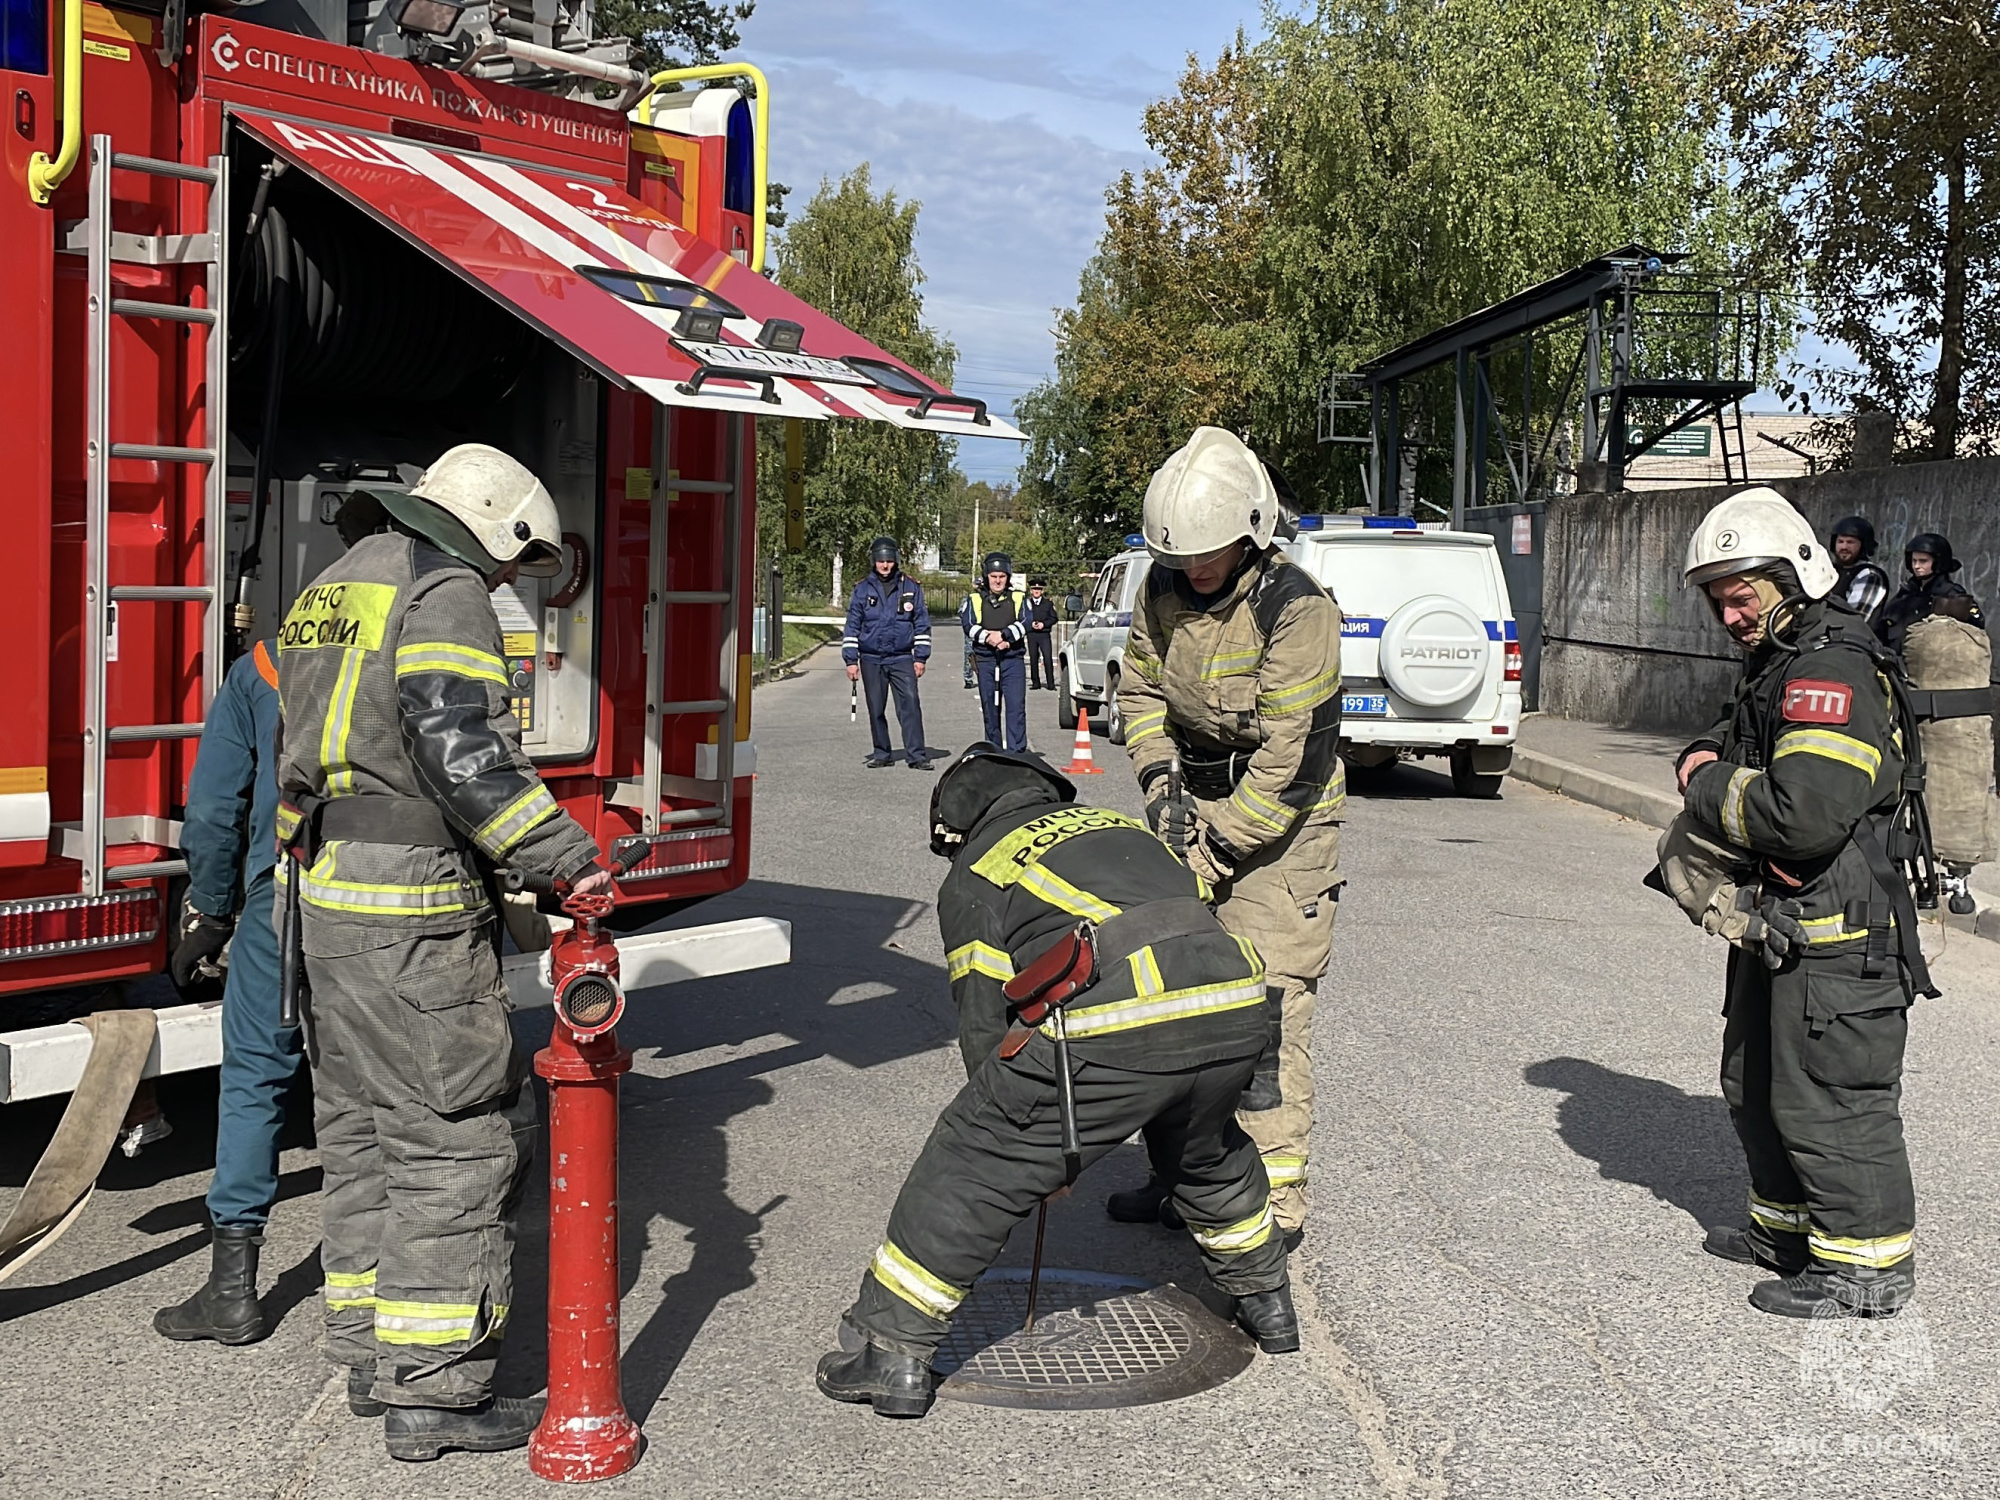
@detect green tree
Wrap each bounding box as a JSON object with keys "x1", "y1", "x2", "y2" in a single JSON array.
[
  {"x1": 1019, "y1": 1, "x2": 1761, "y2": 546},
  {"x1": 1705, "y1": 0, "x2": 2000, "y2": 458},
  {"x1": 594, "y1": 0, "x2": 753, "y2": 77},
  {"x1": 756, "y1": 166, "x2": 962, "y2": 600}
]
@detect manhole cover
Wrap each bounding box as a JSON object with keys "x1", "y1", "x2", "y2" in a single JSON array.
[{"x1": 934, "y1": 1269, "x2": 1254, "y2": 1409}]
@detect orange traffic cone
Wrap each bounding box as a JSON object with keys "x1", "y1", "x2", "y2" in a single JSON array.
[{"x1": 1063, "y1": 716, "x2": 1103, "y2": 775}]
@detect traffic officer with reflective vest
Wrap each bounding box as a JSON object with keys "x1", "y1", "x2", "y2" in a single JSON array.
[
  {"x1": 959, "y1": 552, "x2": 1030, "y2": 751},
  {"x1": 153, "y1": 640, "x2": 301, "y2": 1349},
  {"x1": 1672, "y1": 486, "x2": 1930, "y2": 1317},
  {"x1": 1112, "y1": 427, "x2": 1343, "y2": 1241},
  {"x1": 815, "y1": 745, "x2": 1296, "y2": 1418},
  {"x1": 275, "y1": 444, "x2": 614, "y2": 1460},
  {"x1": 842, "y1": 536, "x2": 934, "y2": 769}
]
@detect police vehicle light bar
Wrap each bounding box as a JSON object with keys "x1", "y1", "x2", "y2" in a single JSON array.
[
  {"x1": 1363, "y1": 516, "x2": 1418, "y2": 528},
  {"x1": 1124, "y1": 534, "x2": 1145, "y2": 548}
]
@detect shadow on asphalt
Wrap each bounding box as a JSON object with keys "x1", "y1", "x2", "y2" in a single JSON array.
[
  {"x1": 501, "y1": 877, "x2": 965, "y2": 1419},
  {"x1": 1523, "y1": 1057, "x2": 1741, "y2": 1231},
  {"x1": 1341, "y1": 760, "x2": 1462, "y2": 801}
]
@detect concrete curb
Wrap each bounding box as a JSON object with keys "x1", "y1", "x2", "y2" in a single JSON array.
[
  {"x1": 753, "y1": 637, "x2": 830, "y2": 687},
  {"x1": 1508, "y1": 748, "x2": 2000, "y2": 944},
  {"x1": 1508, "y1": 748, "x2": 1682, "y2": 831}
]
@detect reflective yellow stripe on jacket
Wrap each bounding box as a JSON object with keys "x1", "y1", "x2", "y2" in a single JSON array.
[
  {"x1": 395, "y1": 640, "x2": 509, "y2": 687},
  {"x1": 1048, "y1": 974, "x2": 1267, "y2": 1040},
  {"x1": 318, "y1": 648, "x2": 367, "y2": 796},
  {"x1": 1773, "y1": 727, "x2": 1883, "y2": 780},
  {"x1": 297, "y1": 845, "x2": 476, "y2": 917},
  {"x1": 474, "y1": 784, "x2": 559, "y2": 858},
  {"x1": 947, "y1": 940, "x2": 1014, "y2": 984}
]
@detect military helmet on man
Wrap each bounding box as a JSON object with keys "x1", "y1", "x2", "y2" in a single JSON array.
[
  {"x1": 1683, "y1": 486, "x2": 1838, "y2": 599},
  {"x1": 981, "y1": 551, "x2": 1013, "y2": 580},
  {"x1": 1829, "y1": 515, "x2": 1878, "y2": 559},
  {"x1": 1142, "y1": 427, "x2": 1279, "y2": 568},
  {"x1": 870, "y1": 536, "x2": 901, "y2": 567}
]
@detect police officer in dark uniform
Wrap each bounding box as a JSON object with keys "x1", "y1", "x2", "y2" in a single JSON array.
[
  {"x1": 1673, "y1": 488, "x2": 1931, "y2": 1317},
  {"x1": 959, "y1": 552, "x2": 1029, "y2": 750},
  {"x1": 1023, "y1": 577, "x2": 1060, "y2": 689},
  {"x1": 814, "y1": 746, "x2": 1297, "y2": 1417},
  {"x1": 1827, "y1": 516, "x2": 1891, "y2": 630},
  {"x1": 842, "y1": 536, "x2": 934, "y2": 769}
]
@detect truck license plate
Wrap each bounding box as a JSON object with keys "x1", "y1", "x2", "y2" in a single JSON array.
[{"x1": 1342, "y1": 694, "x2": 1389, "y2": 717}]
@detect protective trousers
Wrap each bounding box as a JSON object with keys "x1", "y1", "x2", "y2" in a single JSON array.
[
  {"x1": 1720, "y1": 948, "x2": 1916, "y2": 1273},
  {"x1": 973, "y1": 652, "x2": 1029, "y2": 752},
  {"x1": 302, "y1": 916, "x2": 536, "y2": 1408},
  {"x1": 1196, "y1": 814, "x2": 1338, "y2": 1234},
  {"x1": 846, "y1": 1035, "x2": 1284, "y2": 1360},
  {"x1": 206, "y1": 869, "x2": 305, "y2": 1229},
  {"x1": 860, "y1": 654, "x2": 927, "y2": 763}
]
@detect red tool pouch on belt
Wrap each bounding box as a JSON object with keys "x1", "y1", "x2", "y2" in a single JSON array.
[{"x1": 998, "y1": 923, "x2": 1097, "y2": 1056}]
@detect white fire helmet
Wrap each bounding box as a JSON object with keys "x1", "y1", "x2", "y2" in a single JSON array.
[
  {"x1": 1141, "y1": 427, "x2": 1279, "y2": 567},
  {"x1": 1683, "y1": 486, "x2": 1837, "y2": 600},
  {"x1": 400, "y1": 444, "x2": 566, "y2": 577}
]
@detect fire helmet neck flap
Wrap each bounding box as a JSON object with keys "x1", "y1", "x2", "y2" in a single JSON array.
[
  {"x1": 1683, "y1": 487, "x2": 1837, "y2": 600},
  {"x1": 375, "y1": 444, "x2": 566, "y2": 580},
  {"x1": 1142, "y1": 427, "x2": 1279, "y2": 568},
  {"x1": 930, "y1": 743, "x2": 1074, "y2": 857}
]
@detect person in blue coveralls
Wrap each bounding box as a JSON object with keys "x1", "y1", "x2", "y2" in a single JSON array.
[
  {"x1": 153, "y1": 639, "x2": 306, "y2": 1351},
  {"x1": 843, "y1": 536, "x2": 935, "y2": 770}
]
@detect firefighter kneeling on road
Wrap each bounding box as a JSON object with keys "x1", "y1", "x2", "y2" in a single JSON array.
[
  {"x1": 276, "y1": 444, "x2": 614, "y2": 1461},
  {"x1": 815, "y1": 745, "x2": 1297, "y2": 1417},
  {"x1": 1111, "y1": 427, "x2": 1343, "y2": 1243},
  {"x1": 1660, "y1": 486, "x2": 1933, "y2": 1318}
]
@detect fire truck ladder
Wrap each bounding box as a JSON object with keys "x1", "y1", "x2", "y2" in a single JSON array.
[
  {"x1": 67, "y1": 136, "x2": 229, "y2": 896},
  {"x1": 612, "y1": 409, "x2": 743, "y2": 855}
]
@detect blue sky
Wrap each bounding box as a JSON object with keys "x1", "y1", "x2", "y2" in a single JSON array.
[{"x1": 729, "y1": 0, "x2": 1274, "y2": 483}]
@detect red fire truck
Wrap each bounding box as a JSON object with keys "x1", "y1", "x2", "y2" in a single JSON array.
[{"x1": 0, "y1": 1, "x2": 1019, "y2": 1117}]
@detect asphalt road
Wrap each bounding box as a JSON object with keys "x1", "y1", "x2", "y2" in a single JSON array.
[{"x1": 3, "y1": 647, "x2": 1996, "y2": 1499}]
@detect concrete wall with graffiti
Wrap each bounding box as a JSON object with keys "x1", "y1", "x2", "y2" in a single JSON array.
[{"x1": 1539, "y1": 456, "x2": 2000, "y2": 735}]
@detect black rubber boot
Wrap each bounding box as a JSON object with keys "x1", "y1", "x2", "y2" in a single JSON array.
[
  {"x1": 153, "y1": 1226, "x2": 265, "y2": 1345},
  {"x1": 1749, "y1": 1259, "x2": 1916, "y2": 1320},
  {"x1": 383, "y1": 1396, "x2": 546, "y2": 1462},
  {"x1": 1106, "y1": 1178, "x2": 1171, "y2": 1224},
  {"x1": 1703, "y1": 1225, "x2": 1808, "y2": 1275},
  {"x1": 348, "y1": 1367, "x2": 386, "y2": 1418},
  {"x1": 815, "y1": 1342, "x2": 935, "y2": 1418},
  {"x1": 1234, "y1": 1283, "x2": 1301, "y2": 1354}
]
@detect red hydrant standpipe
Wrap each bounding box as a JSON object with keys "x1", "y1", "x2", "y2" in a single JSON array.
[{"x1": 530, "y1": 875, "x2": 642, "y2": 1483}]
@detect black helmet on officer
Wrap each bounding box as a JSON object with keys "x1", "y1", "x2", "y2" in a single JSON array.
[
  {"x1": 1904, "y1": 531, "x2": 1960, "y2": 578},
  {"x1": 1828, "y1": 515, "x2": 1876, "y2": 562},
  {"x1": 870, "y1": 536, "x2": 901, "y2": 576},
  {"x1": 981, "y1": 552, "x2": 1013, "y2": 588},
  {"x1": 930, "y1": 742, "x2": 1073, "y2": 857}
]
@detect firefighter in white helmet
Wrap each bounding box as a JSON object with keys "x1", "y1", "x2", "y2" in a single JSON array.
[
  {"x1": 1658, "y1": 486, "x2": 1929, "y2": 1317},
  {"x1": 1108, "y1": 427, "x2": 1344, "y2": 1243},
  {"x1": 274, "y1": 444, "x2": 613, "y2": 1460}
]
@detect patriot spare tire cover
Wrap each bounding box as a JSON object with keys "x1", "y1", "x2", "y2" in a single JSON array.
[{"x1": 1378, "y1": 594, "x2": 1490, "y2": 708}]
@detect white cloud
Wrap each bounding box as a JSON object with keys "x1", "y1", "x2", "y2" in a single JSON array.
[
  {"x1": 731, "y1": 1, "x2": 1271, "y2": 481},
  {"x1": 760, "y1": 63, "x2": 1146, "y2": 477}
]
